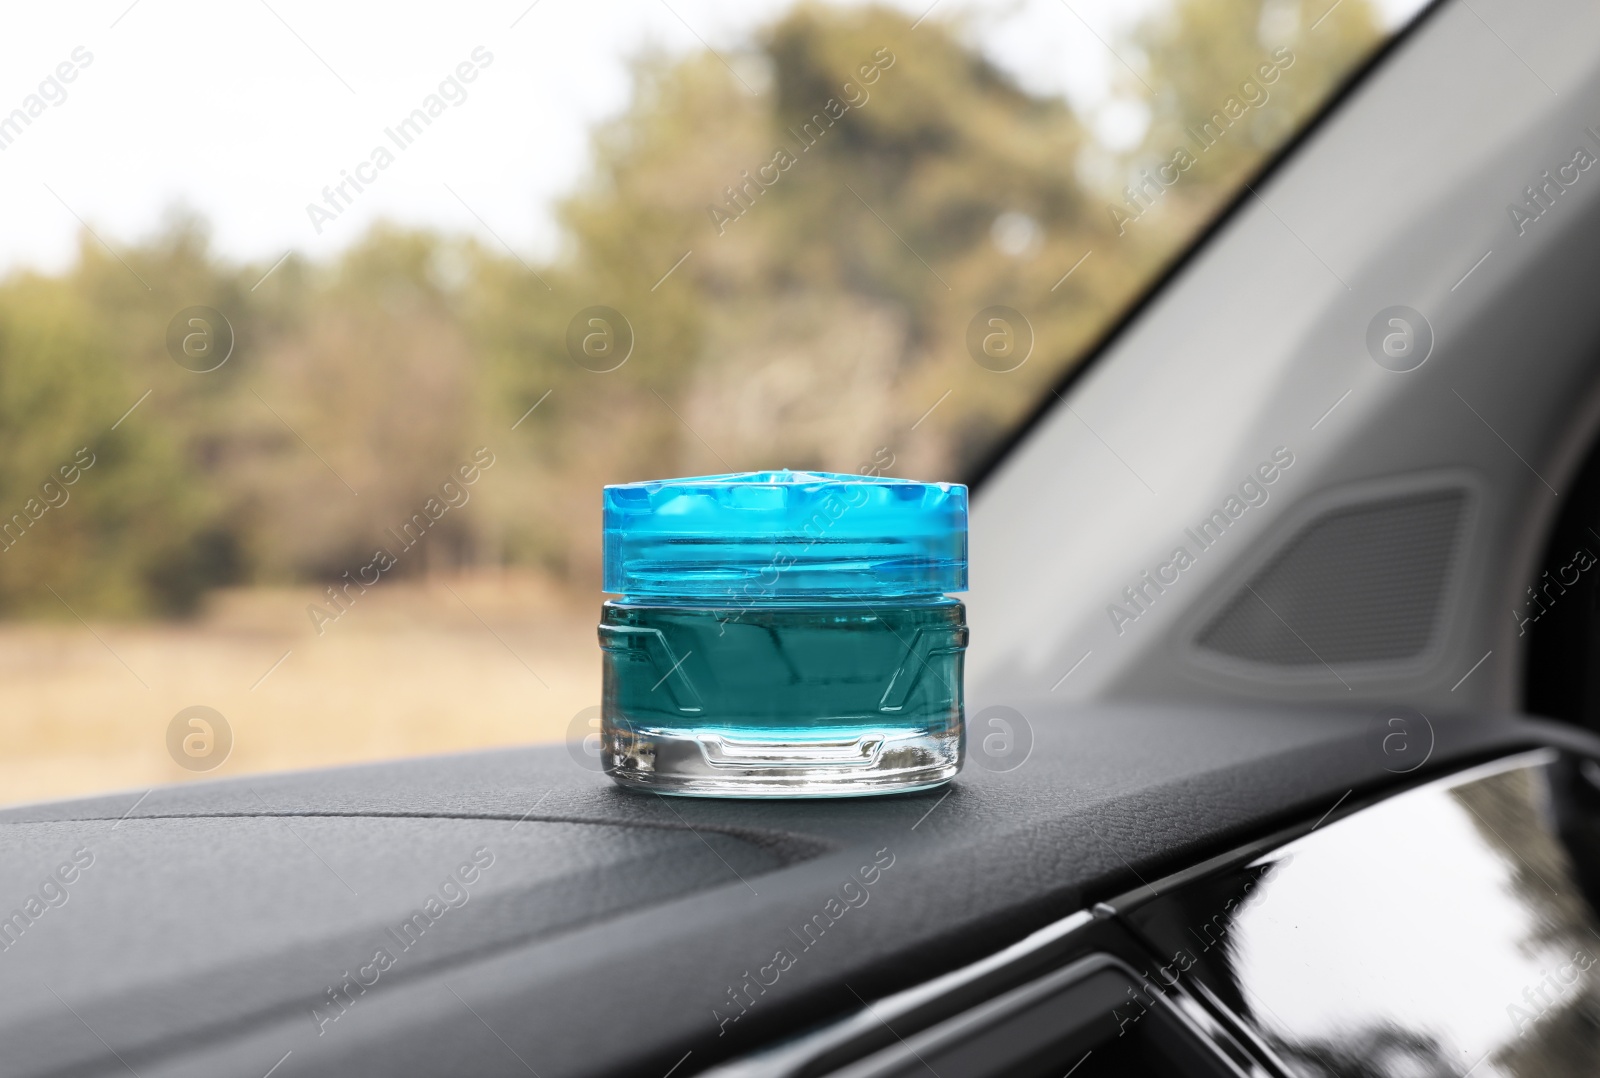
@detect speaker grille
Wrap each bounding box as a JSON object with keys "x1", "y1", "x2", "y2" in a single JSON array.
[{"x1": 1195, "y1": 489, "x2": 1468, "y2": 667}]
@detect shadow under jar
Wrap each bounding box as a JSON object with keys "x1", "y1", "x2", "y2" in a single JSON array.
[{"x1": 598, "y1": 470, "x2": 968, "y2": 797}]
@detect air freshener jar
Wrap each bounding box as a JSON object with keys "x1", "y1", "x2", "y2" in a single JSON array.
[{"x1": 598, "y1": 470, "x2": 968, "y2": 797}]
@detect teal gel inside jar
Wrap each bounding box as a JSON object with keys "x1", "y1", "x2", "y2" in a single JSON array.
[{"x1": 598, "y1": 470, "x2": 968, "y2": 797}]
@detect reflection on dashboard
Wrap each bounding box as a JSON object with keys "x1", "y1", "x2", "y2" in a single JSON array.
[{"x1": 1127, "y1": 750, "x2": 1600, "y2": 1077}]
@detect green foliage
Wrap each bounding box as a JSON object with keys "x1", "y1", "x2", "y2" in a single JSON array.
[
  {"x1": 1133, "y1": 0, "x2": 1384, "y2": 189},
  {"x1": 0, "y1": 0, "x2": 1386, "y2": 616},
  {"x1": 0, "y1": 267, "x2": 214, "y2": 615}
]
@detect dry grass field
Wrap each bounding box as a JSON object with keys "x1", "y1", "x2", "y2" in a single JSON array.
[{"x1": 0, "y1": 571, "x2": 601, "y2": 808}]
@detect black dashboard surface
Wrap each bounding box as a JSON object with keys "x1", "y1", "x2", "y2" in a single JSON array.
[{"x1": 0, "y1": 702, "x2": 1582, "y2": 1078}]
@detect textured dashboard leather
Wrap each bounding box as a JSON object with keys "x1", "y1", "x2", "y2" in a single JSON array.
[
  {"x1": 0, "y1": 815, "x2": 800, "y2": 1078},
  {"x1": 0, "y1": 702, "x2": 1577, "y2": 1078}
]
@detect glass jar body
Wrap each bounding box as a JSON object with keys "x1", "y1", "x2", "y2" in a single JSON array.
[{"x1": 598, "y1": 596, "x2": 966, "y2": 796}]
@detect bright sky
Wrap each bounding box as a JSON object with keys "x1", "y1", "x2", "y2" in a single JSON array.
[{"x1": 0, "y1": 0, "x2": 1424, "y2": 275}]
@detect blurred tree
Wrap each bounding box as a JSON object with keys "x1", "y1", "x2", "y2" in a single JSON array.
[
  {"x1": 1126, "y1": 0, "x2": 1382, "y2": 223},
  {"x1": 0, "y1": 246, "x2": 217, "y2": 616},
  {"x1": 0, "y1": 0, "x2": 1394, "y2": 615},
  {"x1": 241, "y1": 226, "x2": 480, "y2": 580}
]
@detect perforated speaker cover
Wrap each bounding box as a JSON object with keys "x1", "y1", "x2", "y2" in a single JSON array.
[{"x1": 1195, "y1": 489, "x2": 1468, "y2": 667}]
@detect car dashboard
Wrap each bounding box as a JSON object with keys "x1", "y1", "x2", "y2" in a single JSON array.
[{"x1": 2, "y1": 701, "x2": 1595, "y2": 1077}]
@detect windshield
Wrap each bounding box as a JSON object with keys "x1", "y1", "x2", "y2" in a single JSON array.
[{"x1": 0, "y1": 0, "x2": 1428, "y2": 806}]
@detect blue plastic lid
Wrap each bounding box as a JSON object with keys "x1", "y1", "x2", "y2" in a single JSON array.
[{"x1": 603, "y1": 470, "x2": 967, "y2": 599}]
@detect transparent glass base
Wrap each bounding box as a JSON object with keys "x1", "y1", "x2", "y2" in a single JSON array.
[
  {"x1": 598, "y1": 598, "x2": 966, "y2": 797},
  {"x1": 602, "y1": 723, "x2": 961, "y2": 797}
]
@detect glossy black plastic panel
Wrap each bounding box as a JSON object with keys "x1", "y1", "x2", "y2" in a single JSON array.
[
  {"x1": 1126, "y1": 751, "x2": 1600, "y2": 1076},
  {"x1": 820, "y1": 955, "x2": 1244, "y2": 1078}
]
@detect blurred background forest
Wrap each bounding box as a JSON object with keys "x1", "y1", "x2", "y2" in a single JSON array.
[{"x1": 0, "y1": 0, "x2": 1389, "y2": 802}]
